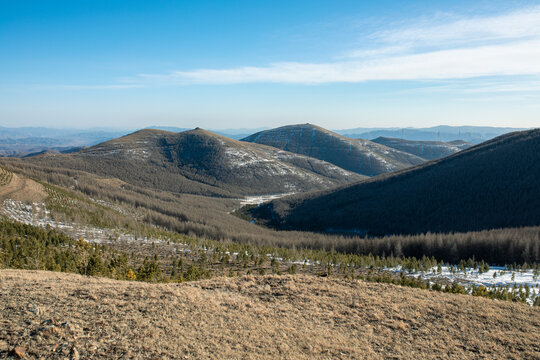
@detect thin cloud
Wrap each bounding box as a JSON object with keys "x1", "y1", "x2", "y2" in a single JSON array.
[
  {"x1": 140, "y1": 40, "x2": 540, "y2": 84},
  {"x1": 137, "y1": 5, "x2": 540, "y2": 86},
  {"x1": 371, "y1": 5, "x2": 540, "y2": 47}
]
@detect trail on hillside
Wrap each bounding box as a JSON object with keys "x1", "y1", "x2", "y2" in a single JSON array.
[{"x1": 0, "y1": 171, "x2": 46, "y2": 203}]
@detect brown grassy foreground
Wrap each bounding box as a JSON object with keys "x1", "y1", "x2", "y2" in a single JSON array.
[{"x1": 1, "y1": 270, "x2": 539, "y2": 359}]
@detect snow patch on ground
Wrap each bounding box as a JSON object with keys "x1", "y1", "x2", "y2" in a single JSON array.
[
  {"x1": 239, "y1": 193, "x2": 295, "y2": 206},
  {"x1": 1, "y1": 200, "x2": 154, "y2": 245},
  {"x1": 388, "y1": 265, "x2": 539, "y2": 305}
]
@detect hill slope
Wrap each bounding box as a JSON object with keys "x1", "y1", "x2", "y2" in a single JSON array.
[
  {"x1": 242, "y1": 124, "x2": 424, "y2": 177},
  {"x1": 25, "y1": 128, "x2": 363, "y2": 197},
  {"x1": 372, "y1": 137, "x2": 473, "y2": 160},
  {"x1": 247, "y1": 129, "x2": 540, "y2": 235},
  {"x1": 2, "y1": 270, "x2": 538, "y2": 359}
]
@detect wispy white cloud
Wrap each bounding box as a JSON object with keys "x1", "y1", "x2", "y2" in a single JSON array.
[
  {"x1": 396, "y1": 77, "x2": 540, "y2": 95},
  {"x1": 371, "y1": 6, "x2": 540, "y2": 48},
  {"x1": 340, "y1": 45, "x2": 410, "y2": 59},
  {"x1": 139, "y1": 40, "x2": 540, "y2": 84},
  {"x1": 137, "y1": 5, "x2": 540, "y2": 86}
]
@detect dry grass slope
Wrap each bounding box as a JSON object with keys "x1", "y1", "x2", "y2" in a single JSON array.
[
  {"x1": 0, "y1": 167, "x2": 46, "y2": 203},
  {"x1": 1, "y1": 270, "x2": 539, "y2": 359}
]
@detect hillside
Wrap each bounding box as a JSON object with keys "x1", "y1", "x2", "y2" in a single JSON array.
[
  {"x1": 372, "y1": 137, "x2": 473, "y2": 160},
  {"x1": 242, "y1": 124, "x2": 424, "y2": 177},
  {"x1": 1, "y1": 270, "x2": 538, "y2": 359},
  {"x1": 246, "y1": 129, "x2": 540, "y2": 236},
  {"x1": 0, "y1": 167, "x2": 46, "y2": 203},
  {"x1": 23, "y1": 128, "x2": 364, "y2": 197},
  {"x1": 2, "y1": 160, "x2": 539, "y2": 265}
]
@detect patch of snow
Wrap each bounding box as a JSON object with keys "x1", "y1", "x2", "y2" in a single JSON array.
[
  {"x1": 387, "y1": 265, "x2": 539, "y2": 305},
  {"x1": 239, "y1": 193, "x2": 295, "y2": 206}
]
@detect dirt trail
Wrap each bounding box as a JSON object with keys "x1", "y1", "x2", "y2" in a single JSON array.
[{"x1": 0, "y1": 172, "x2": 46, "y2": 203}]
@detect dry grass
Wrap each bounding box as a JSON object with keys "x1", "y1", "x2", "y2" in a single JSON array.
[
  {"x1": 1, "y1": 270, "x2": 538, "y2": 359},
  {"x1": 0, "y1": 172, "x2": 46, "y2": 203}
]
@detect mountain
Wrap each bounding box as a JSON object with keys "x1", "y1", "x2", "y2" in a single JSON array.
[
  {"x1": 245, "y1": 129, "x2": 540, "y2": 236},
  {"x1": 147, "y1": 126, "x2": 269, "y2": 140},
  {"x1": 335, "y1": 126, "x2": 525, "y2": 144},
  {"x1": 447, "y1": 140, "x2": 473, "y2": 150},
  {"x1": 242, "y1": 124, "x2": 424, "y2": 177},
  {"x1": 25, "y1": 128, "x2": 363, "y2": 197},
  {"x1": 372, "y1": 137, "x2": 473, "y2": 160}
]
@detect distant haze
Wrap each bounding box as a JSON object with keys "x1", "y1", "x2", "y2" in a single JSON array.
[{"x1": 0, "y1": 124, "x2": 527, "y2": 157}]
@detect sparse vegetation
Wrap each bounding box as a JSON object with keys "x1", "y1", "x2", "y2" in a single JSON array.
[
  {"x1": 0, "y1": 166, "x2": 13, "y2": 186},
  {"x1": 1, "y1": 270, "x2": 538, "y2": 359}
]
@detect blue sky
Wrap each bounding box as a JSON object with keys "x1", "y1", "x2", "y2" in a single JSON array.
[{"x1": 1, "y1": 0, "x2": 540, "y2": 129}]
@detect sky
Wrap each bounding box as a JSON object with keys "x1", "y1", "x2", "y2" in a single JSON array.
[{"x1": 1, "y1": 0, "x2": 540, "y2": 130}]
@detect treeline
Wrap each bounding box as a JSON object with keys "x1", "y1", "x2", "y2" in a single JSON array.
[
  {"x1": 0, "y1": 218, "x2": 211, "y2": 283},
  {"x1": 334, "y1": 228, "x2": 540, "y2": 265},
  {"x1": 1, "y1": 158, "x2": 539, "y2": 265},
  {"x1": 2, "y1": 217, "x2": 539, "y2": 306},
  {"x1": 0, "y1": 217, "x2": 129, "y2": 278}
]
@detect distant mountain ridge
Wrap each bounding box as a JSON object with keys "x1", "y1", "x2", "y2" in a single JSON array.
[
  {"x1": 242, "y1": 124, "x2": 424, "y2": 177},
  {"x1": 26, "y1": 128, "x2": 364, "y2": 197},
  {"x1": 0, "y1": 125, "x2": 524, "y2": 156},
  {"x1": 372, "y1": 137, "x2": 473, "y2": 160},
  {"x1": 245, "y1": 129, "x2": 540, "y2": 236},
  {"x1": 0, "y1": 127, "x2": 130, "y2": 157},
  {"x1": 335, "y1": 125, "x2": 526, "y2": 144},
  {"x1": 146, "y1": 126, "x2": 270, "y2": 140}
]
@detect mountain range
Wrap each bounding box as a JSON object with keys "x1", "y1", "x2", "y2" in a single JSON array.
[
  {"x1": 25, "y1": 128, "x2": 364, "y2": 197},
  {"x1": 372, "y1": 137, "x2": 473, "y2": 160},
  {"x1": 245, "y1": 129, "x2": 540, "y2": 236},
  {"x1": 242, "y1": 124, "x2": 424, "y2": 177},
  {"x1": 336, "y1": 126, "x2": 526, "y2": 144},
  {"x1": 0, "y1": 125, "x2": 525, "y2": 157}
]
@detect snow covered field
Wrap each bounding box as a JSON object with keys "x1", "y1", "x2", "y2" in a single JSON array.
[
  {"x1": 239, "y1": 192, "x2": 295, "y2": 206},
  {"x1": 388, "y1": 265, "x2": 539, "y2": 304}
]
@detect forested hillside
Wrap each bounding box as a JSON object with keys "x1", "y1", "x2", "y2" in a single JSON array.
[{"x1": 246, "y1": 129, "x2": 540, "y2": 236}]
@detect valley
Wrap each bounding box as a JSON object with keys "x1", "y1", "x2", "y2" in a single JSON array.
[
  {"x1": 246, "y1": 129, "x2": 540, "y2": 236},
  {"x1": 371, "y1": 137, "x2": 473, "y2": 160},
  {"x1": 1, "y1": 125, "x2": 539, "y2": 359},
  {"x1": 4, "y1": 2, "x2": 540, "y2": 358}
]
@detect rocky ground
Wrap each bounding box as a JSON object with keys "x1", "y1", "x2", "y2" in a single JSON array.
[{"x1": 1, "y1": 270, "x2": 539, "y2": 359}]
